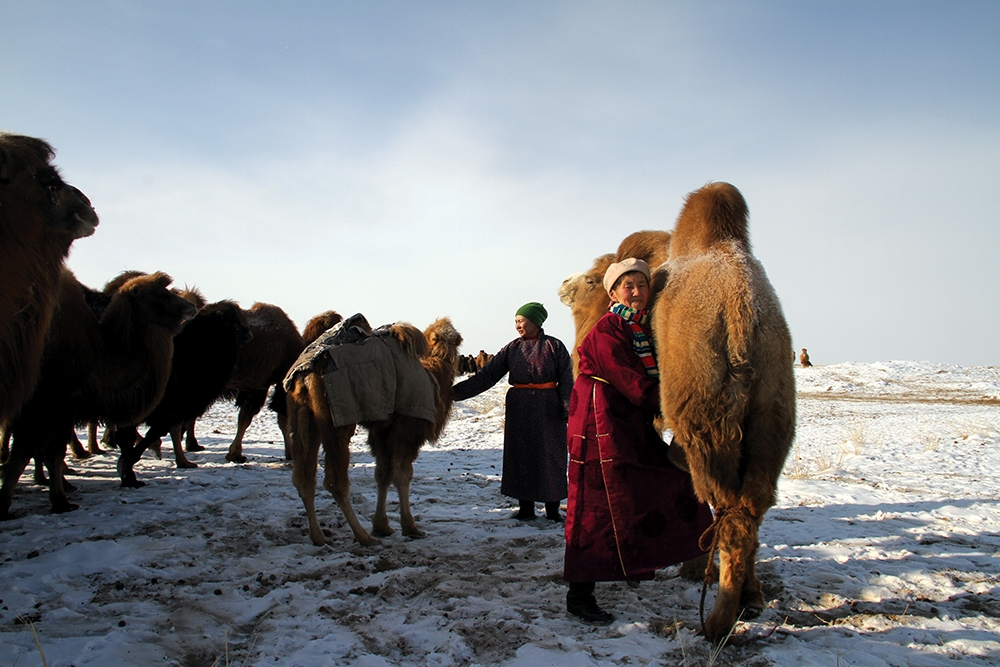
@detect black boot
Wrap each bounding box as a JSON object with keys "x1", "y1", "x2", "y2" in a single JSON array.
[
  {"x1": 567, "y1": 582, "x2": 614, "y2": 626},
  {"x1": 513, "y1": 499, "x2": 536, "y2": 520},
  {"x1": 545, "y1": 501, "x2": 563, "y2": 522}
]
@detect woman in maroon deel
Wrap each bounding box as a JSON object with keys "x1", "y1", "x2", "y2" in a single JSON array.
[{"x1": 563, "y1": 258, "x2": 712, "y2": 625}]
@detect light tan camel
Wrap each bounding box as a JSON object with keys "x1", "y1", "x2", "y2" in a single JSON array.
[
  {"x1": 285, "y1": 317, "x2": 462, "y2": 546},
  {"x1": 652, "y1": 182, "x2": 795, "y2": 643},
  {"x1": 558, "y1": 230, "x2": 672, "y2": 377}
]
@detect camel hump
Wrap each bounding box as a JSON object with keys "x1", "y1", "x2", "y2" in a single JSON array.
[
  {"x1": 387, "y1": 322, "x2": 429, "y2": 359},
  {"x1": 671, "y1": 182, "x2": 750, "y2": 257}
]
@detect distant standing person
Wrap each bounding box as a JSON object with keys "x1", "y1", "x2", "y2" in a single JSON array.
[{"x1": 452, "y1": 302, "x2": 573, "y2": 521}]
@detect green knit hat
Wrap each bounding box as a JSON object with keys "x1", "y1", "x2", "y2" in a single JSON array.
[{"x1": 515, "y1": 302, "x2": 547, "y2": 327}]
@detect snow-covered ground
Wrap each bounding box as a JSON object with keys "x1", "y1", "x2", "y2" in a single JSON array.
[{"x1": 2, "y1": 361, "x2": 999, "y2": 666}]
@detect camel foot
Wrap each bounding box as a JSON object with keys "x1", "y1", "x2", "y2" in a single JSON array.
[
  {"x1": 740, "y1": 589, "x2": 766, "y2": 619},
  {"x1": 402, "y1": 526, "x2": 426, "y2": 539},
  {"x1": 51, "y1": 501, "x2": 79, "y2": 514},
  {"x1": 63, "y1": 479, "x2": 77, "y2": 492},
  {"x1": 185, "y1": 442, "x2": 205, "y2": 452},
  {"x1": 371, "y1": 523, "x2": 394, "y2": 538},
  {"x1": 73, "y1": 450, "x2": 93, "y2": 461},
  {"x1": 226, "y1": 453, "x2": 247, "y2": 464},
  {"x1": 176, "y1": 459, "x2": 198, "y2": 469},
  {"x1": 120, "y1": 478, "x2": 146, "y2": 489}
]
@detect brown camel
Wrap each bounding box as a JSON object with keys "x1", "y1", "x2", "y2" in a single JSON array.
[
  {"x1": 223, "y1": 302, "x2": 305, "y2": 463},
  {"x1": 799, "y1": 348, "x2": 813, "y2": 368},
  {"x1": 302, "y1": 310, "x2": 344, "y2": 345},
  {"x1": 286, "y1": 317, "x2": 462, "y2": 546},
  {"x1": 1, "y1": 270, "x2": 197, "y2": 515},
  {"x1": 556, "y1": 230, "x2": 673, "y2": 377},
  {"x1": 0, "y1": 134, "x2": 99, "y2": 424},
  {"x1": 557, "y1": 253, "x2": 615, "y2": 377},
  {"x1": 652, "y1": 182, "x2": 795, "y2": 642}
]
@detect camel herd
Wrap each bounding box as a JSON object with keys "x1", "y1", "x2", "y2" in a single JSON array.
[{"x1": 1, "y1": 132, "x2": 796, "y2": 643}]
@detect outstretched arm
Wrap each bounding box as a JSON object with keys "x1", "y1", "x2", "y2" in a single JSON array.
[{"x1": 452, "y1": 345, "x2": 510, "y2": 401}]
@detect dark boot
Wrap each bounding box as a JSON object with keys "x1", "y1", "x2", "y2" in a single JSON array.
[
  {"x1": 513, "y1": 499, "x2": 536, "y2": 520},
  {"x1": 545, "y1": 501, "x2": 563, "y2": 522},
  {"x1": 567, "y1": 582, "x2": 614, "y2": 626}
]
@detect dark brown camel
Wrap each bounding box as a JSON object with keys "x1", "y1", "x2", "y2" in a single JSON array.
[
  {"x1": 1, "y1": 270, "x2": 197, "y2": 515},
  {"x1": 0, "y1": 134, "x2": 98, "y2": 424}
]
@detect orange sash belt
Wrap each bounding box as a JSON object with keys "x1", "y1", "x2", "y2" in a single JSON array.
[{"x1": 511, "y1": 382, "x2": 558, "y2": 389}]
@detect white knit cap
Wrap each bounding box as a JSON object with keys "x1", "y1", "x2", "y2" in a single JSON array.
[{"x1": 603, "y1": 257, "x2": 651, "y2": 293}]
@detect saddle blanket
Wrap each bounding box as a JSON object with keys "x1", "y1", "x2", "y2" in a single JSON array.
[{"x1": 283, "y1": 313, "x2": 436, "y2": 427}]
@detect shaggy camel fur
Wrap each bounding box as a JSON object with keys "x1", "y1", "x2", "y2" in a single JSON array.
[
  {"x1": 652, "y1": 182, "x2": 795, "y2": 642},
  {"x1": 286, "y1": 318, "x2": 462, "y2": 546},
  {"x1": 0, "y1": 134, "x2": 98, "y2": 424},
  {"x1": 1, "y1": 270, "x2": 197, "y2": 515},
  {"x1": 224, "y1": 303, "x2": 305, "y2": 463},
  {"x1": 131, "y1": 300, "x2": 253, "y2": 470},
  {"x1": 557, "y1": 253, "x2": 615, "y2": 377},
  {"x1": 302, "y1": 310, "x2": 344, "y2": 345},
  {"x1": 77, "y1": 279, "x2": 208, "y2": 459}
]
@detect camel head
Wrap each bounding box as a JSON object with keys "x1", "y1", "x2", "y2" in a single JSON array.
[
  {"x1": 0, "y1": 133, "x2": 99, "y2": 245},
  {"x1": 424, "y1": 317, "x2": 463, "y2": 369},
  {"x1": 107, "y1": 272, "x2": 199, "y2": 339}
]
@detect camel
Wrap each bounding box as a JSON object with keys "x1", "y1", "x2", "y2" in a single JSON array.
[
  {"x1": 285, "y1": 316, "x2": 462, "y2": 547},
  {"x1": 1, "y1": 270, "x2": 197, "y2": 515},
  {"x1": 558, "y1": 253, "x2": 614, "y2": 377},
  {"x1": 0, "y1": 134, "x2": 99, "y2": 424},
  {"x1": 76, "y1": 277, "x2": 209, "y2": 459},
  {"x1": 652, "y1": 182, "x2": 795, "y2": 642},
  {"x1": 223, "y1": 302, "x2": 305, "y2": 463},
  {"x1": 799, "y1": 348, "x2": 813, "y2": 367},
  {"x1": 130, "y1": 300, "x2": 253, "y2": 470}
]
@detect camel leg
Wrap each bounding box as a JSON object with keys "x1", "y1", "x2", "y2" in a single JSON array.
[
  {"x1": 227, "y1": 389, "x2": 266, "y2": 463},
  {"x1": 184, "y1": 419, "x2": 203, "y2": 452},
  {"x1": 87, "y1": 422, "x2": 106, "y2": 455},
  {"x1": 678, "y1": 552, "x2": 712, "y2": 582},
  {"x1": 0, "y1": 423, "x2": 10, "y2": 464},
  {"x1": 395, "y1": 457, "x2": 424, "y2": 538},
  {"x1": 169, "y1": 425, "x2": 197, "y2": 469},
  {"x1": 0, "y1": 445, "x2": 31, "y2": 520},
  {"x1": 740, "y1": 537, "x2": 765, "y2": 618},
  {"x1": 322, "y1": 425, "x2": 375, "y2": 546},
  {"x1": 369, "y1": 427, "x2": 395, "y2": 537},
  {"x1": 703, "y1": 508, "x2": 756, "y2": 643},
  {"x1": 277, "y1": 411, "x2": 293, "y2": 461},
  {"x1": 69, "y1": 431, "x2": 91, "y2": 460},
  {"x1": 117, "y1": 426, "x2": 151, "y2": 488},
  {"x1": 43, "y1": 440, "x2": 77, "y2": 514},
  {"x1": 290, "y1": 419, "x2": 325, "y2": 546},
  {"x1": 33, "y1": 458, "x2": 49, "y2": 485}
]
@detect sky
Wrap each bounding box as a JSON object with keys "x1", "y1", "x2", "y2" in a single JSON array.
[{"x1": 3, "y1": 1, "x2": 998, "y2": 366}]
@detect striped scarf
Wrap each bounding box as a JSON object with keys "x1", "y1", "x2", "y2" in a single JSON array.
[{"x1": 610, "y1": 303, "x2": 658, "y2": 378}]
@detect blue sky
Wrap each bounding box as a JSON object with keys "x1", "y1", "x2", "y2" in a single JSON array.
[{"x1": 3, "y1": 1, "x2": 998, "y2": 365}]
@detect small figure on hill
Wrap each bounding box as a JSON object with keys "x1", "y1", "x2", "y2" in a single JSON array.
[
  {"x1": 452, "y1": 302, "x2": 573, "y2": 522},
  {"x1": 799, "y1": 348, "x2": 813, "y2": 367}
]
